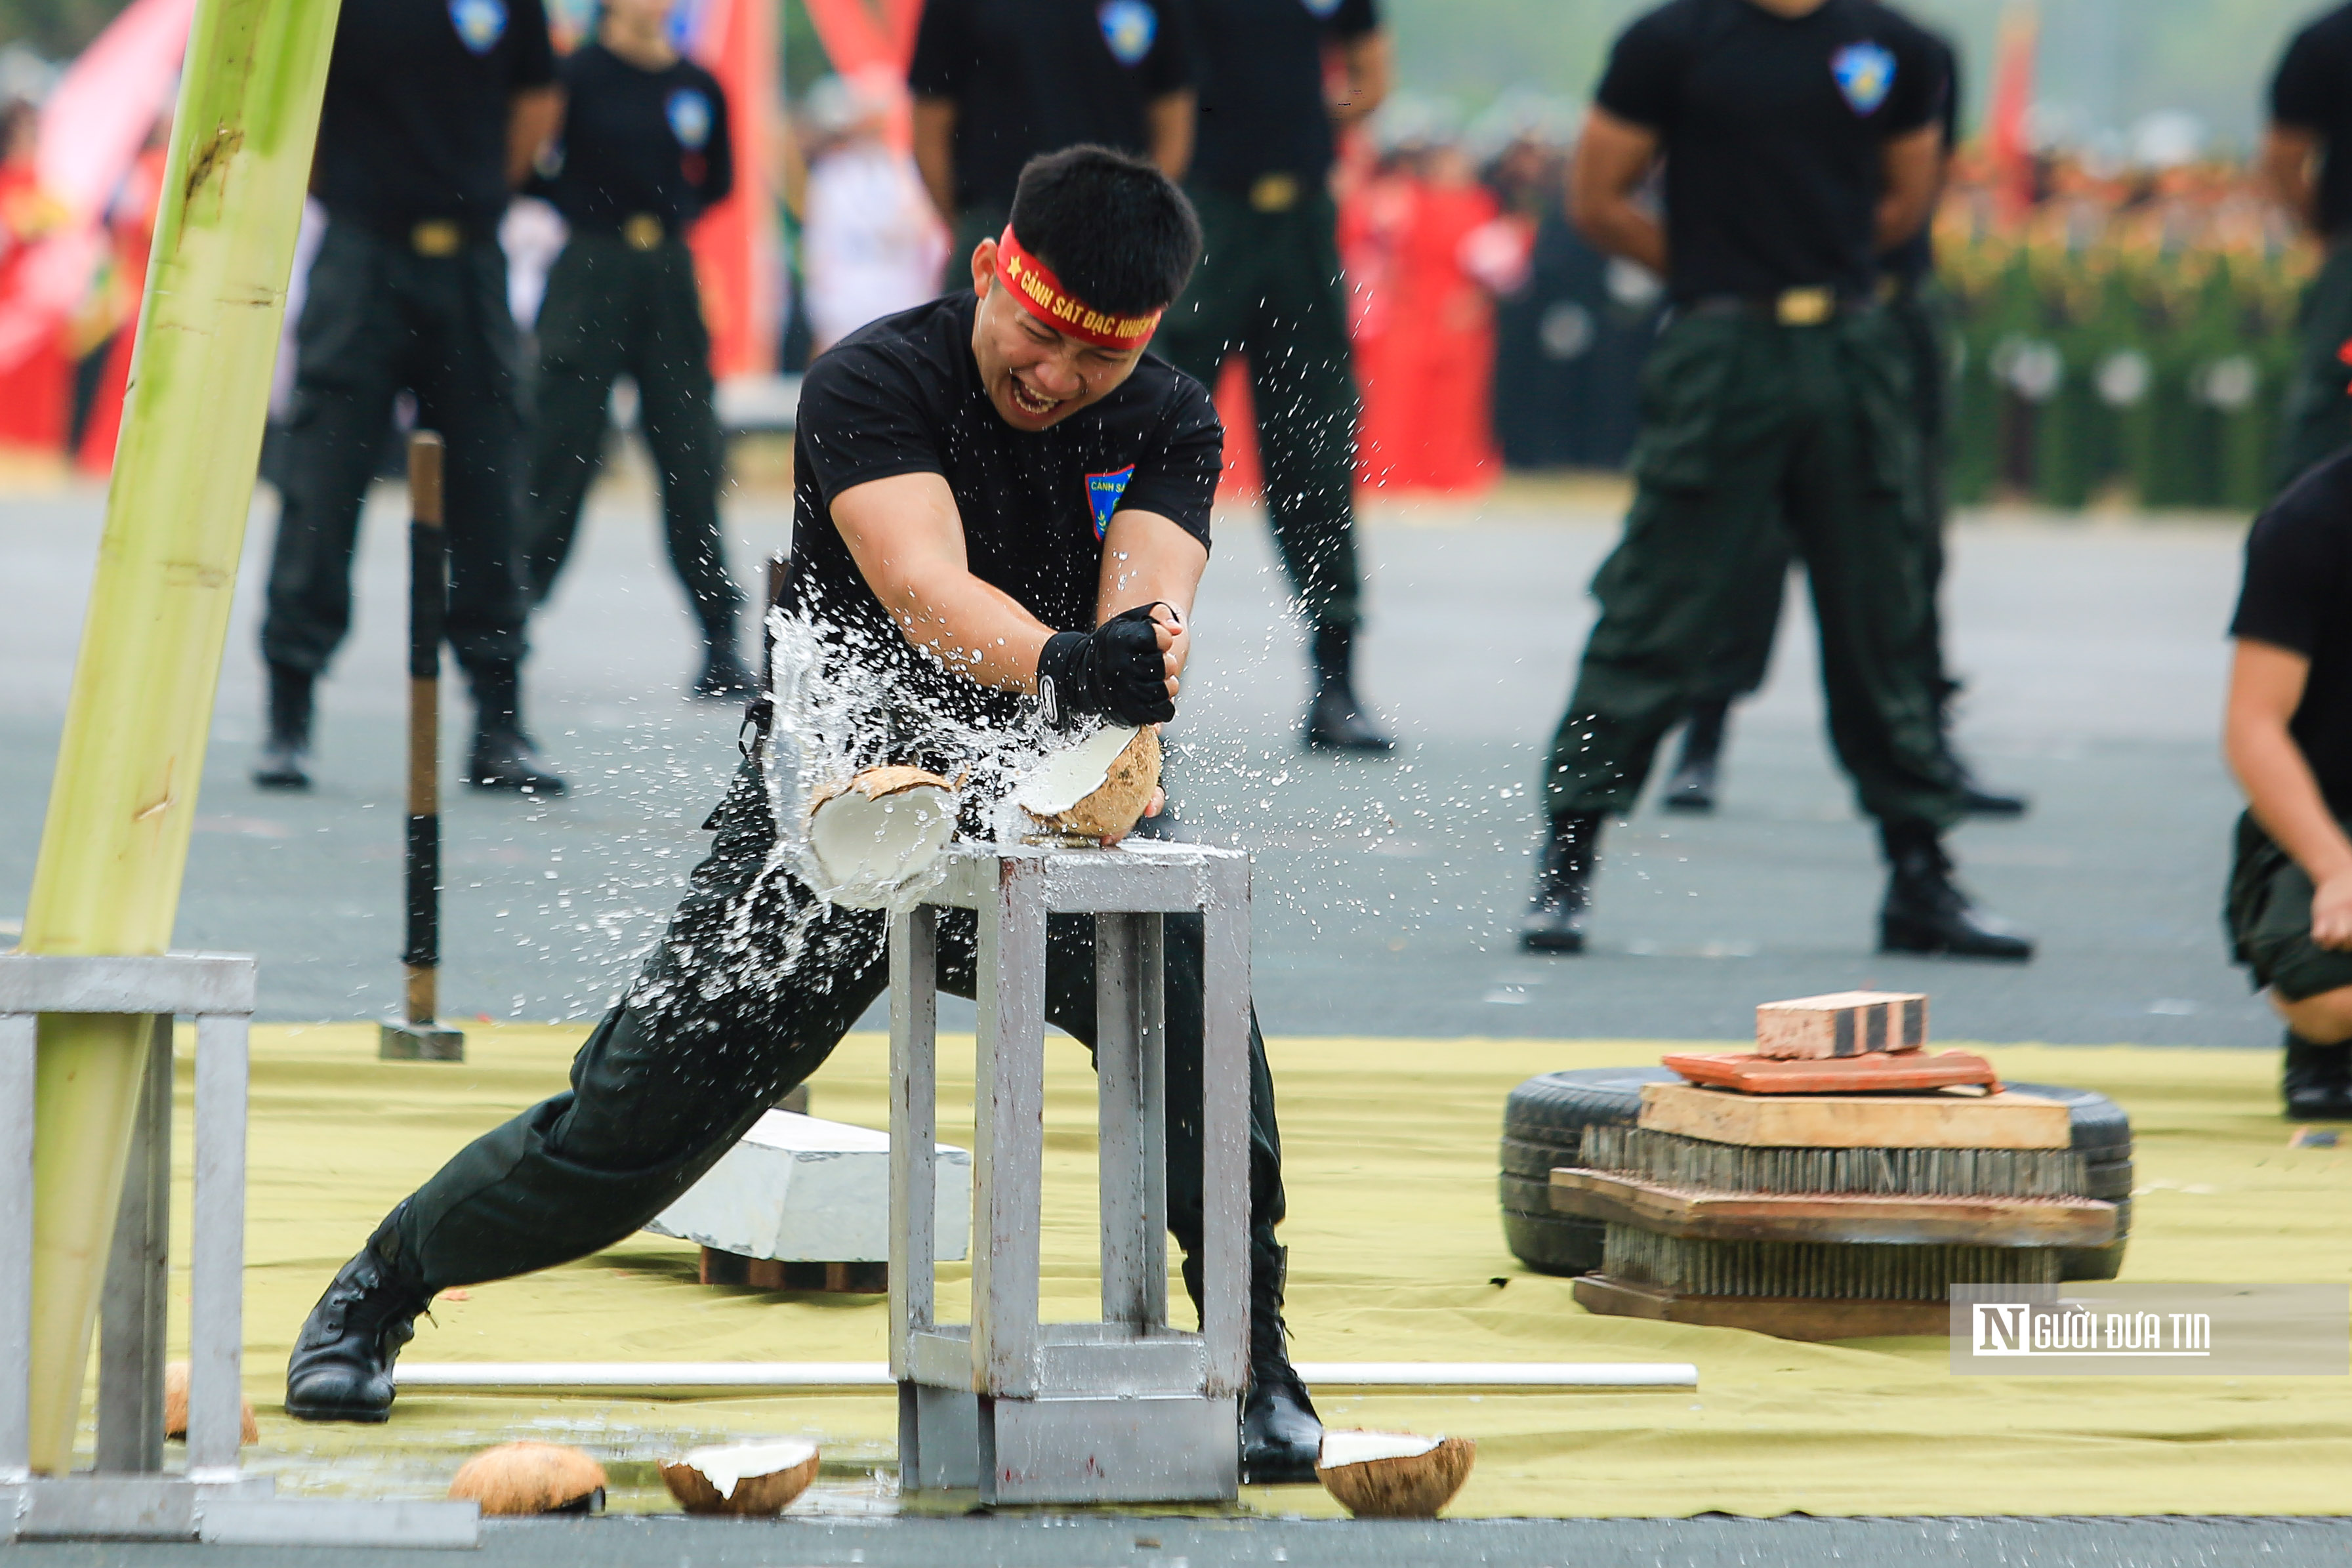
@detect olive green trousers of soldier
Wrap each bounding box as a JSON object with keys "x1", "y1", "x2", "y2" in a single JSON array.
[
  {"x1": 1159, "y1": 187, "x2": 1362, "y2": 632},
  {"x1": 524, "y1": 233, "x2": 743, "y2": 640},
  {"x1": 1542, "y1": 307, "x2": 1964, "y2": 832},
  {"x1": 1695, "y1": 282, "x2": 1956, "y2": 705},
  {"x1": 377, "y1": 749, "x2": 1292, "y2": 1294},
  {"x1": 2275, "y1": 241, "x2": 2352, "y2": 494}
]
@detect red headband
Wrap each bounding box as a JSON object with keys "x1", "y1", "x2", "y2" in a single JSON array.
[{"x1": 995, "y1": 227, "x2": 1163, "y2": 351}]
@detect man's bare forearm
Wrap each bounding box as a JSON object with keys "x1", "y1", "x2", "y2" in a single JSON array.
[
  {"x1": 883, "y1": 560, "x2": 1057, "y2": 691},
  {"x1": 508, "y1": 87, "x2": 563, "y2": 189},
  {"x1": 1575, "y1": 199, "x2": 1667, "y2": 275},
  {"x1": 2231, "y1": 715, "x2": 2352, "y2": 882},
  {"x1": 1147, "y1": 91, "x2": 1195, "y2": 182}
]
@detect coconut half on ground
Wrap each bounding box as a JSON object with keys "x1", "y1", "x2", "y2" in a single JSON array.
[
  {"x1": 1013, "y1": 724, "x2": 1161, "y2": 841},
  {"x1": 161, "y1": 1359, "x2": 259, "y2": 1444},
  {"x1": 447, "y1": 1441, "x2": 608, "y2": 1516},
  {"x1": 659, "y1": 1438, "x2": 821, "y2": 1516},
  {"x1": 1315, "y1": 1430, "x2": 1476, "y2": 1518},
  {"x1": 805, "y1": 766, "x2": 959, "y2": 908}
]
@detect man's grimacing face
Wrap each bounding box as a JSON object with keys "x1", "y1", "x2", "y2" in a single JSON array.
[{"x1": 968, "y1": 239, "x2": 1152, "y2": 432}]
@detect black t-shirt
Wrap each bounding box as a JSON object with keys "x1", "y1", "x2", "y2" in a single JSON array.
[
  {"x1": 315, "y1": 0, "x2": 556, "y2": 239},
  {"x1": 1882, "y1": 26, "x2": 1957, "y2": 284},
  {"x1": 1594, "y1": 0, "x2": 1945, "y2": 302},
  {"x1": 2272, "y1": 3, "x2": 2352, "y2": 238},
  {"x1": 545, "y1": 45, "x2": 733, "y2": 235},
  {"x1": 787, "y1": 293, "x2": 1221, "y2": 727},
  {"x1": 1187, "y1": 0, "x2": 1378, "y2": 194},
  {"x1": 908, "y1": 0, "x2": 1193, "y2": 213},
  {"x1": 2231, "y1": 447, "x2": 2352, "y2": 817}
]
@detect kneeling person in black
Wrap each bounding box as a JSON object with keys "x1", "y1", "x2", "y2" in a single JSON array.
[
  {"x1": 2225, "y1": 448, "x2": 2352, "y2": 1117},
  {"x1": 282, "y1": 147, "x2": 1327, "y2": 1484}
]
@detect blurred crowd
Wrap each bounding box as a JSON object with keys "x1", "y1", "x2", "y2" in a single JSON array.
[{"x1": 0, "y1": 47, "x2": 2333, "y2": 515}]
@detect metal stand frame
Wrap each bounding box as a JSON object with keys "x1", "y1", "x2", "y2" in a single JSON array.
[
  {"x1": 0, "y1": 953, "x2": 474, "y2": 1546},
  {"x1": 890, "y1": 844, "x2": 1251, "y2": 1505}
]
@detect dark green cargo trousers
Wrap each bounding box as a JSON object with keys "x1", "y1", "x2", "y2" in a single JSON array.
[
  {"x1": 2275, "y1": 242, "x2": 2352, "y2": 493},
  {"x1": 1159, "y1": 187, "x2": 1362, "y2": 632},
  {"x1": 1541, "y1": 305, "x2": 1965, "y2": 831},
  {"x1": 1694, "y1": 281, "x2": 1956, "y2": 703},
  {"x1": 523, "y1": 233, "x2": 743, "y2": 640},
  {"x1": 377, "y1": 751, "x2": 1290, "y2": 1292}
]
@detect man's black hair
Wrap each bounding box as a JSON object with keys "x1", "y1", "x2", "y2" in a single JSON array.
[{"x1": 1007, "y1": 146, "x2": 1201, "y2": 318}]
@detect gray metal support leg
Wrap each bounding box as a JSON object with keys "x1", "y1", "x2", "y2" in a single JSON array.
[
  {"x1": 1096, "y1": 915, "x2": 1168, "y2": 1327},
  {"x1": 1200, "y1": 864, "x2": 1251, "y2": 1397},
  {"x1": 973, "y1": 859, "x2": 1046, "y2": 1397},
  {"x1": 0, "y1": 1014, "x2": 34, "y2": 1483},
  {"x1": 96, "y1": 1018, "x2": 171, "y2": 1475},
  {"x1": 1138, "y1": 915, "x2": 1168, "y2": 1327},
  {"x1": 186, "y1": 1013, "x2": 249, "y2": 1479}
]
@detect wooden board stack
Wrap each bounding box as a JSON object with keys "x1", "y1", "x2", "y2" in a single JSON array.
[{"x1": 1554, "y1": 991, "x2": 2122, "y2": 1339}]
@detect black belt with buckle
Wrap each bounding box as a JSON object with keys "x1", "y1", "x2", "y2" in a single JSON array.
[
  {"x1": 1247, "y1": 173, "x2": 1301, "y2": 213},
  {"x1": 1683, "y1": 286, "x2": 1867, "y2": 327},
  {"x1": 409, "y1": 219, "x2": 466, "y2": 257},
  {"x1": 620, "y1": 213, "x2": 667, "y2": 251}
]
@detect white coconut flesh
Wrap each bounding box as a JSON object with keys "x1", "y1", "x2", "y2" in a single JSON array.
[
  {"x1": 806, "y1": 772, "x2": 956, "y2": 909},
  {"x1": 676, "y1": 1439, "x2": 818, "y2": 1500},
  {"x1": 1319, "y1": 1430, "x2": 1443, "y2": 1468},
  {"x1": 1014, "y1": 724, "x2": 1143, "y2": 818}
]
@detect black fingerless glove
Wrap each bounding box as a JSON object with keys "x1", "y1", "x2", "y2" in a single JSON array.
[{"x1": 1035, "y1": 604, "x2": 1176, "y2": 728}]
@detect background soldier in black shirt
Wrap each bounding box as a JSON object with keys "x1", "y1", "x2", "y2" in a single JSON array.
[
  {"x1": 281, "y1": 149, "x2": 1328, "y2": 1486},
  {"x1": 1519, "y1": 0, "x2": 2032, "y2": 963},
  {"x1": 1657, "y1": 24, "x2": 2027, "y2": 819},
  {"x1": 1160, "y1": 0, "x2": 1394, "y2": 751},
  {"x1": 909, "y1": 0, "x2": 1195, "y2": 263},
  {"x1": 521, "y1": 0, "x2": 754, "y2": 699},
  {"x1": 2265, "y1": 3, "x2": 2352, "y2": 489},
  {"x1": 255, "y1": 0, "x2": 566, "y2": 794},
  {"x1": 2225, "y1": 448, "x2": 2352, "y2": 1117}
]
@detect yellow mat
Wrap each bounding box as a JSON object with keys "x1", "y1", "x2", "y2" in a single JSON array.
[{"x1": 131, "y1": 1025, "x2": 2352, "y2": 1516}]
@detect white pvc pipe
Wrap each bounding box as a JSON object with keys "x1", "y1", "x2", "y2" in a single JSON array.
[{"x1": 394, "y1": 1361, "x2": 1695, "y2": 1392}]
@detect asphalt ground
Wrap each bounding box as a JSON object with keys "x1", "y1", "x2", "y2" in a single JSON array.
[
  {"x1": 7, "y1": 1514, "x2": 2352, "y2": 1567},
  {"x1": 0, "y1": 470, "x2": 2266, "y2": 1048}
]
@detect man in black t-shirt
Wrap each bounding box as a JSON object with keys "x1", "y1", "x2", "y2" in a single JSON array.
[
  {"x1": 2265, "y1": 4, "x2": 2352, "y2": 489},
  {"x1": 909, "y1": 0, "x2": 1195, "y2": 264},
  {"x1": 2225, "y1": 448, "x2": 2352, "y2": 1117},
  {"x1": 1656, "y1": 22, "x2": 2027, "y2": 820},
  {"x1": 1520, "y1": 0, "x2": 2032, "y2": 962},
  {"x1": 1158, "y1": 0, "x2": 1395, "y2": 751},
  {"x1": 521, "y1": 0, "x2": 752, "y2": 701},
  {"x1": 281, "y1": 149, "x2": 1329, "y2": 1487},
  {"x1": 257, "y1": 0, "x2": 566, "y2": 795}
]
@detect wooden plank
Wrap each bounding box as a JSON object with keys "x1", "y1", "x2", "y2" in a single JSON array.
[
  {"x1": 1571, "y1": 1275, "x2": 1954, "y2": 1340},
  {"x1": 1546, "y1": 1169, "x2": 2116, "y2": 1247},
  {"x1": 1638, "y1": 1082, "x2": 2071, "y2": 1149},
  {"x1": 1662, "y1": 1050, "x2": 1997, "y2": 1094},
  {"x1": 1755, "y1": 991, "x2": 1928, "y2": 1058}
]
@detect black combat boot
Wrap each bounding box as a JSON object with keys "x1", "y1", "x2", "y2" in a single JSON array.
[
  {"x1": 1878, "y1": 821, "x2": 2032, "y2": 960},
  {"x1": 1521, "y1": 810, "x2": 1601, "y2": 954},
  {"x1": 1304, "y1": 625, "x2": 1393, "y2": 753},
  {"x1": 1662, "y1": 697, "x2": 1730, "y2": 813},
  {"x1": 1940, "y1": 687, "x2": 2028, "y2": 816},
  {"x1": 464, "y1": 662, "x2": 566, "y2": 795},
  {"x1": 285, "y1": 1207, "x2": 432, "y2": 1422},
  {"x1": 692, "y1": 614, "x2": 760, "y2": 701},
  {"x1": 2282, "y1": 1031, "x2": 2352, "y2": 1121},
  {"x1": 253, "y1": 663, "x2": 315, "y2": 791},
  {"x1": 1184, "y1": 1239, "x2": 1323, "y2": 1484}
]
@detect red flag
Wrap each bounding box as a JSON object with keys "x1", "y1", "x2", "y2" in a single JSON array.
[{"x1": 1985, "y1": 3, "x2": 2038, "y2": 225}]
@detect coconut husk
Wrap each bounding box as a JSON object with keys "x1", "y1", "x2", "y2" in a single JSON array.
[
  {"x1": 806, "y1": 764, "x2": 957, "y2": 814},
  {"x1": 1315, "y1": 1433, "x2": 1475, "y2": 1519},
  {"x1": 161, "y1": 1360, "x2": 260, "y2": 1445},
  {"x1": 448, "y1": 1441, "x2": 608, "y2": 1516},
  {"x1": 659, "y1": 1440, "x2": 821, "y2": 1516},
  {"x1": 1023, "y1": 726, "x2": 1161, "y2": 841}
]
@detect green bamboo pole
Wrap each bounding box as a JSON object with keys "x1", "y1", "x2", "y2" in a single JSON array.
[{"x1": 18, "y1": 0, "x2": 339, "y2": 1475}]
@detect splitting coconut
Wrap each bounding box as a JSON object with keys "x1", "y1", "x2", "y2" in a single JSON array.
[
  {"x1": 804, "y1": 766, "x2": 960, "y2": 907},
  {"x1": 161, "y1": 1361, "x2": 260, "y2": 1445},
  {"x1": 1012, "y1": 723, "x2": 1163, "y2": 843},
  {"x1": 659, "y1": 1439, "x2": 821, "y2": 1515},
  {"x1": 1315, "y1": 1430, "x2": 1476, "y2": 1518},
  {"x1": 447, "y1": 1441, "x2": 608, "y2": 1516}
]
